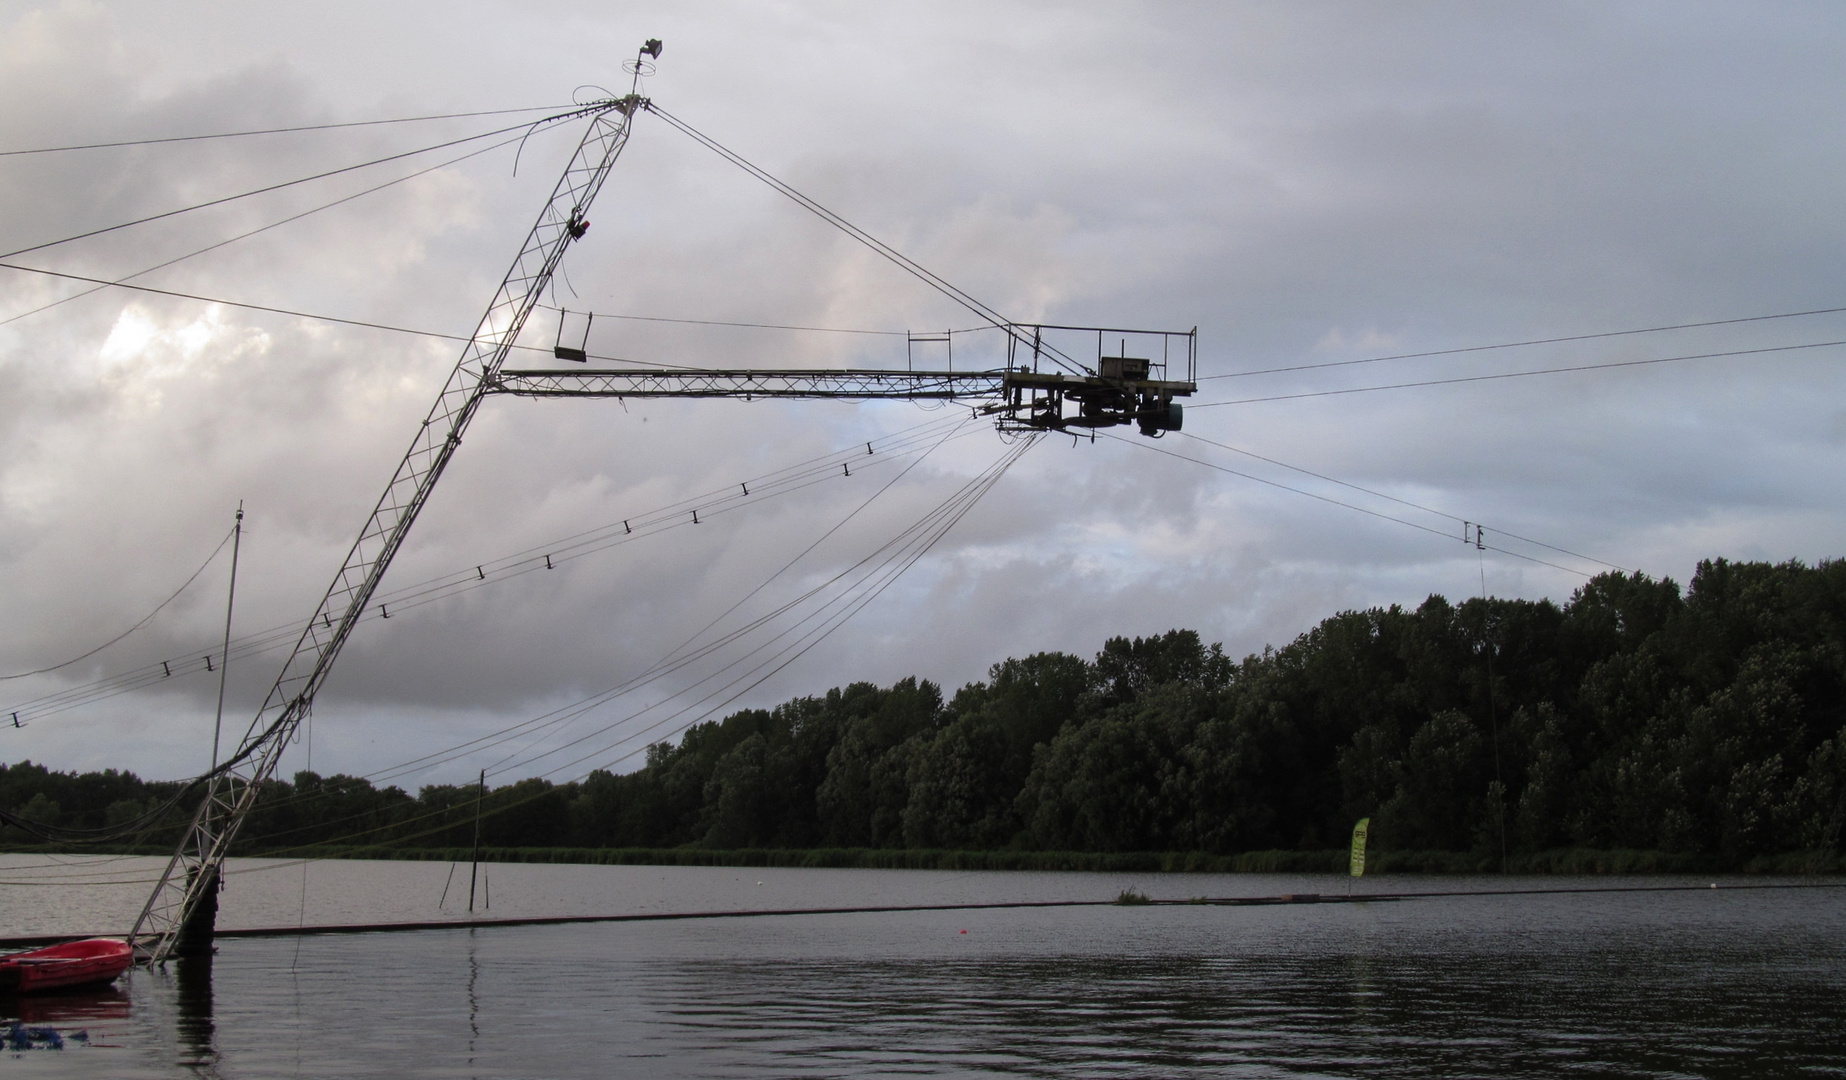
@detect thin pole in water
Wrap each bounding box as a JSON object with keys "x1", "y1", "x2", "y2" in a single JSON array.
[
  {"x1": 209, "y1": 502, "x2": 244, "y2": 772},
  {"x1": 468, "y1": 769, "x2": 484, "y2": 913},
  {"x1": 1477, "y1": 542, "x2": 1509, "y2": 874}
]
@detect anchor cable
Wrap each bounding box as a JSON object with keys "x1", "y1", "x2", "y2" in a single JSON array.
[
  {"x1": 1201, "y1": 304, "x2": 1846, "y2": 381},
  {"x1": 644, "y1": 104, "x2": 1088, "y2": 376},
  {"x1": 1174, "y1": 431, "x2": 1624, "y2": 572},
  {"x1": 2, "y1": 127, "x2": 549, "y2": 329},
  {"x1": 0, "y1": 417, "x2": 971, "y2": 728},
  {"x1": 1101, "y1": 431, "x2": 1594, "y2": 577},
  {"x1": 1, "y1": 105, "x2": 610, "y2": 261},
  {"x1": 1189, "y1": 338, "x2": 1846, "y2": 409}
]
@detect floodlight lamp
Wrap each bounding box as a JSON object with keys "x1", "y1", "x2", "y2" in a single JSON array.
[{"x1": 642, "y1": 39, "x2": 664, "y2": 59}]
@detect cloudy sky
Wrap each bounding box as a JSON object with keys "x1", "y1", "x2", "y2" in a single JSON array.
[{"x1": 4, "y1": 1, "x2": 1844, "y2": 786}]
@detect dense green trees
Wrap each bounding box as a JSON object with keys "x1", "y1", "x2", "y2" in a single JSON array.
[{"x1": 6, "y1": 557, "x2": 1844, "y2": 862}]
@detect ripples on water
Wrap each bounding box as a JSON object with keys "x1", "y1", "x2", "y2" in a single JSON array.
[{"x1": 3, "y1": 860, "x2": 1842, "y2": 1077}]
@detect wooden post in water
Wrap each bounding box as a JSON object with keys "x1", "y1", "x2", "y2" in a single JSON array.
[
  {"x1": 209, "y1": 503, "x2": 243, "y2": 774},
  {"x1": 468, "y1": 769, "x2": 484, "y2": 913}
]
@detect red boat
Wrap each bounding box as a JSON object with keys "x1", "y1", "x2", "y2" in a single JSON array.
[{"x1": 0, "y1": 939, "x2": 133, "y2": 995}]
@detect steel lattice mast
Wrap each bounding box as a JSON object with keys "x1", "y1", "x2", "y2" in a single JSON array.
[{"x1": 128, "y1": 49, "x2": 659, "y2": 963}]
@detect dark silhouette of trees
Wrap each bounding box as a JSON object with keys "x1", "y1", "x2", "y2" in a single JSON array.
[{"x1": 6, "y1": 558, "x2": 1844, "y2": 863}]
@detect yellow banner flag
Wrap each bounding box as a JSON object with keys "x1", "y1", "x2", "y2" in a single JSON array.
[{"x1": 1350, "y1": 817, "x2": 1370, "y2": 877}]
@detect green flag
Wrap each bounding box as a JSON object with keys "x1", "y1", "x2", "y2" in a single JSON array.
[{"x1": 1350, "y1": 817, "x2": 1370, "y2": 877}]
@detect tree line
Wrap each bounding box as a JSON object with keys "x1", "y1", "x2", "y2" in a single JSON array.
[{"x1": 5, "y1": 557, "x2": 1844, "y2": 863}]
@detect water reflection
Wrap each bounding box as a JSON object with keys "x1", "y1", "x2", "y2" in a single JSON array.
[
  {"x1": 467, "y1": 929, "x2": 480, "y2": 1065},
  {"x1": 172, "y1": 954, "x2": 217, "y2": 1073},
  {"x1": 1, "y1": 984, "x2": 130, "y2": 1026},
  {"x1": 635, "y1": 947, "x2": 1846, "y2": 1077},
  {"x1": 15, "y1": 882, "x2": 1843, "y2": 1078},
  {"x1": 1, "y1": 984, "x2": 124, "y2": 1054}
]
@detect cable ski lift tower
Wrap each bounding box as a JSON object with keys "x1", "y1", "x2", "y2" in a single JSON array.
[
  {"x1": 127, "y1": 43, "x2": 660, "y2": 963},
  {"x1": 126, "y1": 42, "x2": 1195, "y2": 964}
]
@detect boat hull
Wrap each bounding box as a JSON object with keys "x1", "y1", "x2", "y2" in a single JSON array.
[{"x1": 0, "y1": 938, "x2": 133, "y2": 994}]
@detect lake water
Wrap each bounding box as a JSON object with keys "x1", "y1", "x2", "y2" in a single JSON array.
[{"x1": 2, "y1": 854, "x2": 1844, "y2": 1077}]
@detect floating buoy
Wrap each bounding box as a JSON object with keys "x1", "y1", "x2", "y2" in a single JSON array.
[{"x1": 959, "y1": 929, "x2": 967, "y2": 934}]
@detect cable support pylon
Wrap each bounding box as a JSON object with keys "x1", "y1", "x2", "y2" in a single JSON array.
[{"x1": 125, "y1": 60, "x2": 658, "y2": 964}]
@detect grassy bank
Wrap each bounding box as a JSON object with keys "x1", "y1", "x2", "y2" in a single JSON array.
[
  {"x1": 17, "y1": 843, "x2": 1842, "y2": 874},
  {"x1": 6, "y1": 843, "x2": 1841, "y2": 874}
]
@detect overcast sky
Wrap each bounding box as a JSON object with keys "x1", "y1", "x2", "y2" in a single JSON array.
[{"x1": 4, "y1": 1, "x2": 1844, "y2": 786}]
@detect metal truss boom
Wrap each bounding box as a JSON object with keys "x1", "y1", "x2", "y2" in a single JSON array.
[
  {"x1": 492, "y1": 367, "x2": 1006, "y2": 400},
  {"x1": 490, "y1": 363, "x2": 1196, "y2": 435}
]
